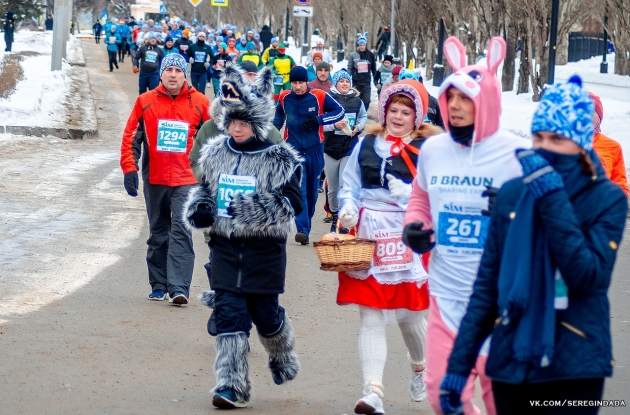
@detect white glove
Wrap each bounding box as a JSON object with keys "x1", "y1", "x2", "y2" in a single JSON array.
[
  {"x1": 189, "y1": 57, "x2": 194, "y2": 64},
  {"x1": 386, "y1": 174, "x2": 407, "y2": 198},
  {"x1": 339, "y1": 203, "x2": 359, "y2": 229},
  {"x1": 204, "y1": 62, "x2": 210, "y2": 69}
]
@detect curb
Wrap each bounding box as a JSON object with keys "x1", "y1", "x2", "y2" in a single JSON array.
[{"x1": 3, "y1": 125, "x2": 97, "y2": 139}]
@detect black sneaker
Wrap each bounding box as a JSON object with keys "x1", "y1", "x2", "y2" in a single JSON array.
[
  {"x1": 295, "y1": 232, "x2": 309, "y2": 245},
  {"x1": 212, "y1": 388, "x2": 247, "y2": 408},
  {"x1": 170, "y1": 292, "x2": 188, "y2": 306}
]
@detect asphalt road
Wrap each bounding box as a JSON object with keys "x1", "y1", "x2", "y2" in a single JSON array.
[{"x1": 0, "y1": 41, "x2": 628, "y2": 415}]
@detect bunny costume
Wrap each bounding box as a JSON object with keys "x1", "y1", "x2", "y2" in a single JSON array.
[{"x1": 403, "y1": 37, "x2": 531, "y2": 415}]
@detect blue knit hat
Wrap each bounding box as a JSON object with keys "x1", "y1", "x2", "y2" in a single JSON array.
[
  {"x1": 246, "y1": 41, "x2": 255, "y2": 50},
  {"x1": 399, "y1": 69, "x2": 419, "y2": 81},
  {"x1": 531, "y1": 75, "x2": 594, "y2": 151},
  {"x1": 357, "y1": 32, "x2": 368, "y2": 46},
  {"x1": 271, "y1": 36, "x2": 279, "y2": 43},
  {"x1": 332, "y1": 68, "x2": 352, "y2": 85},
  {"x1": 148, "y1": 32, "x2": 158, "y2": 40},
  {"x1": 160, "y1": 53, "x2": 188, "y2": 77},
  {"x1": 289, "y1": 66, "x2": 308, "y2": 83},
  {"x1": 219, "y1": 42, "x2": 227, "y2": 51}
]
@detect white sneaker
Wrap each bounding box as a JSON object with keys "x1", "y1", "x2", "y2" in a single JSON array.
[
  {"x1": 408, "y1": 370, "x2": 427, "y2": 402},
  {"x1": 354, "y1": 387, "x2": 385, "y2": 414}
]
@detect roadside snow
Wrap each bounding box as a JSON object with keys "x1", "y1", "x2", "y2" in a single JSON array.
[{"x1": 0, "y1": 31, "x2": 72, "y2": 129}]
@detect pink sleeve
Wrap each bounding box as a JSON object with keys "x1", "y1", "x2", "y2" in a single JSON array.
[{"x1": 403, "y1": 179, "x2": 433, "y2": 229}]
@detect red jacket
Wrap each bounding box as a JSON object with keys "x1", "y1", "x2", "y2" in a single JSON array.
[{"x1": 120, "y1": 83, "x2": 210, "y2": 187}]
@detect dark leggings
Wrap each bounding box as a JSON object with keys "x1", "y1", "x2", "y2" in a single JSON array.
[
  {"x1": 107, "y1": 51, "x2": 118, "y2": 71},
  {"x1": 493, "y1": 378, "x2": 604, "y2": 415}
]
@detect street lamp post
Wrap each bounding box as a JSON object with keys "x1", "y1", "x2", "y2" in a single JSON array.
[
  {"x1": 390, "y1": 0, "x2": 395, "y2": 58},
  {"x1": 547, "y1": 0, "x2": 560, "y2": 85},
  {"x1": 600, "y1": 13, "x2": 608, "y2": 74},
  {"x1": 432, "y1": 18, "x2": 445, "y2": 86}
]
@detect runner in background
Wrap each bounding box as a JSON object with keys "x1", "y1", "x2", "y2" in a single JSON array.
[
  {"x1": 337, "y1": 80, "x2": 441, "y2": 414},
  {"x1": 210, "y1": 43, "x2": 230, "y2": 97},
  {"x1": 348, "y1": 32, "x2": 377, "y2": 112},
  {"x1": 261, "y1": 37, "x2": 280, "y2": 65},
  {"x1": 267, "y1": 44, "x2": 296, "y2": 103},
  {"x1": 402, "y1": 37, "x2": 530, "y2": 415},
  {"x1": 133, "y1": 32, "x2": 164, "y2": 95},
  {"x1": 105, "y1": 25, "x2": 121, "y2": 72},
  {"x1": 589, "y1": 92, "x2": 629, "y2": 197},
  {"x1": 187, "y1": 31, "x2": 213, "y2": 95},
  {"x1": 375, "y1": 55, "x2": 394, "y2": 96},
  {"x1": 120, "y1": 54, "x2": 210, "y2": 305}
]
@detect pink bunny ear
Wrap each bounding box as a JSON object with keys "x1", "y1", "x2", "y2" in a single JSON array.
[
  {"x1": 486, "y1": 37, "x2": 506, "y2": 74},
  {"x1": 443, "y1": 37, "x2": 467, "y2": 71}
]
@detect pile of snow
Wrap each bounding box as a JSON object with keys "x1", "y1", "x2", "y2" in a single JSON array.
[{"x1": 0, "y1": 30, "x2": 72, "y2": 128}]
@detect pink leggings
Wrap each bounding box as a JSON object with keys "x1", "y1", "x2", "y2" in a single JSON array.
[{"x1": 425, "y1": 296, "x2": 496, "y2": 415}]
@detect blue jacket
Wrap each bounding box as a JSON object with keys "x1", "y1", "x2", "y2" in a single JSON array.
[
  {"x1": 273, "y1": 88, "x2": 344, "y2": 153},
  {"x1": 447, "y1": 174, "x2": 627, "y2": 384},
  {"x1": 105, "y1": 31, "x2": 122, "y2": 52},
  {"x1": 116, "y1": 24, "x2": 131, "y2": 40}
]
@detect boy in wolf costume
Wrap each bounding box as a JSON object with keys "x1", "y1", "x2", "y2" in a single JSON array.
[{"x1": 183, "y1": 64, "x2": 304, "y2": 409}]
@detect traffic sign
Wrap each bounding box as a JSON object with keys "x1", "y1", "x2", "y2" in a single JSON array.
[
  {"x1": 293, "y1": 6, "x2": 313, "y2": 17},
  {"x1": 211, "y1": 0, "x2": 228, "y2": 5},
  {"x1": 159, "y1": 4, "x2": 168, "y2": 14},
  {"x1": 189, "y1": 0, "x2": 204, "y2": 7},
  {"x1": 295, "y1": 0, "x2": 312, "y2": 4}
]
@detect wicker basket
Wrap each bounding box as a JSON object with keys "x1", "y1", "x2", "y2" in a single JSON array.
[{"x1": 313, "y1": 222, "x2": 376, "y2": 272}]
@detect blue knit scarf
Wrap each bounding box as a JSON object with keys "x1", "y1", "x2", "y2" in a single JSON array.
[{"x1": 497, "y1": 148, "x2": 604, "y2": 368}]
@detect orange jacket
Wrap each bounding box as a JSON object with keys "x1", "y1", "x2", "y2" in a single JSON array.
[
  {"x1": 593, "y1": 132, "x2": 629, "y2": 197},
  {"x1": 120, "y1": 83, "x2": 210, "y2": 187}
]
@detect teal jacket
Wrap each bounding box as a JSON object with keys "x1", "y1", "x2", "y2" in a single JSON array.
[{"x1": 105, "y1": 31, "x2": 121, "y2": 52}]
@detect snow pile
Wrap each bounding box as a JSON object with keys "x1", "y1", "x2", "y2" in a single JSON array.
[{"x1": 0, "y1": 30, "x2": 72, "y2": 128}]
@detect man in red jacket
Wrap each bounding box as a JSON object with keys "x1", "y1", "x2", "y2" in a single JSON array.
[{"x1": 120, "y1": 53, "x2": 210, "y2": 305}]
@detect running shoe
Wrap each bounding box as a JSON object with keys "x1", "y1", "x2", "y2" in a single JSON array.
[
  {"x1": 148, "y1": 289, "x2": 167, "y2": 301},
  {"x1": 354, "y1": 387, "x2": 385, "y2": 414},
  {"x1": 170, "y1": 292, "x2": 188, "y2": 305},
  {"x1": 212, "y1": 388, "x2": 247, "y2": 409},
  {"x1": 295, "y1": 232, "x2": 309, "y2": 245},
  {"x1": 409, "y1": 370, "x2": 427, "y2": 402}
]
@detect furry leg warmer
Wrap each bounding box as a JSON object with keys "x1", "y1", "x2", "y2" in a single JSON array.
[
  {"x1": 257, "y1": 316, "x2": 300, "y2": 385},
  {"x1": 213, "y1": 333, "x2": 251, "y2": 402},
  {"x1": 358, "y1": 306, "x2": 388, "y2": 394},
  {"x1": 398, "y1": 310, "x2": 427, "y2": 371}
]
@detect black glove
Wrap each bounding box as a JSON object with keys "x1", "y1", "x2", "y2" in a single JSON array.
[
  {"x1": 189, "y1": 203, "x2": 215, "y2": 228},
  {"x1": 123, "y1": 171, "x2": 139, "y2": 197},
  {"x1": 402, "y1": 222, "x2": 435, "y2": 254},
  {"x1": 226, "y1": 193, "x2": 259, "y2": 217},
  {"x1": 302, "y1": 115, "x2": 320, "y2": 131},
  {"x1": 481, "y1": 185, "x2": 499, "y2": 217}
]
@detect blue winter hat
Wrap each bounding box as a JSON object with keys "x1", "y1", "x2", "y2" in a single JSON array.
[
  {"x1": 216, "y1": 36, "x2": 224, "y2": 42},
  {"x1": 148, "y1": 32, "x2": 158, "y2": 40},
  {"x1": 289, "y1": 66, "x2": 308, "y2": 83},
  {"x1": 531, "y1": 75, "x2": 594, "y2": 151},
  {"x1": 160, "y1": 53, "x2": 188, "y2": 78},
  {"x1": 142, "y1": 24, "x2": 149, "y2": 30},
  {"x1": 271, "y1": 37, "x2": 279, "y2": 43},
  {"x1": 219, "y1": 42, "x2": 227, "y2": 51},
  {"x1": 399, "y1": 69, "x2": 419, "y2": 81},
  {"x1": 332, "y1": 68, "x2": 352, "y2": 85},
  {"x1": 357, "y1": 31, "x2": 368, "y2": 46},
  {"x1": 165, "y1": 35, "x2": 173, "y2": 43},
  {"x1": 246, "y1": 41, "x2": 255, "y2": 50}
]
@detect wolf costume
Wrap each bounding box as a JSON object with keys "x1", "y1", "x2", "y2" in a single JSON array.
[{"x1": 183, "y1": 64, "x2": 303, "y2": 409}]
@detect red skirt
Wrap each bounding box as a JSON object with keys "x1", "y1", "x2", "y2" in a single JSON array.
[{"x1": 336, "y1": 272, "x2": 429, "y2": 311}]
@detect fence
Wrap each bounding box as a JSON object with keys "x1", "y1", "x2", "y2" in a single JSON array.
[{"x1": 568, "y1": 32, "x2": 605, "y2": 62}]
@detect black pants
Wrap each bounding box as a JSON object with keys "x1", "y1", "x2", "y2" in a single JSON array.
[
  {"x1": 118, "y1": 39, "x2": 127, "y2": 61},
  {"x1": 354, "y1": 82, "x2": 372, "y2": 112},
  {"x1": 208, "y1": 289, "x2": 284, "y2": 337},
  {"x1": 4, "y1": 35, "x2": 12, "y2": 52},
  {"x1": 493, "y1": 378, "x2": 604, "y2": 415},
  {"x1": 107, "y1": 51, "x2": 118, "y2": 71},
  {"x1": 143, "y1": 182, "x2": 195, "y2": 297},
  {"x1": 95, "y1": 34, "x2": 101, "y2": 43}
]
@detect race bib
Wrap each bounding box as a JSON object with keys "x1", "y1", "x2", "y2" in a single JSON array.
[
  {"x1": 217, "y1": 174, "x2": 257, "y2": 218},
  {"x1": 157, "y1": 120, "x2": 189, "y2": 153},
  {"x1": 371, "y1": 228, "x2": 414, "y2": 273},
  {"x1": 145, "y1": 50, "x2": 158, "y2": 63},
  {"x1": 381, "y1": 72, "x2": 392, "y2": 82},
  {"x1": 335, "y1": 113, "x2": 357, "y2": 135},
  {"x1": 194, "y1": 51, "x2": 206, "y2": 62},
  {"x1": 273, "y1": 75, "x2": 285, "y2": 86},
  {"x1": 357, "y1": 61, "x2": 369, "y2": 73},
  {"x1": 179, "y1": 44, "x2": 188, "y2": 51},
  {"x1": 436, "y1": 200, "x2": 489, "y2": 256},
  {"x1": 109, "y1": 36, "x2": 117, "y2": 44}
]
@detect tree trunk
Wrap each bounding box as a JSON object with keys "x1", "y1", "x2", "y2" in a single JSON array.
[
  {"x1": 424, "y1": 36, "x2": 435, "y2": 80},
  {"x1": 502, "y1": 18, "x2": 517, "y2": 92},
  {"x1": 556, "y1": 32, "x2": 568, "y2": 65},
  {"x1": 518, "y1": 31, "x2": 530, "y2": 94}
]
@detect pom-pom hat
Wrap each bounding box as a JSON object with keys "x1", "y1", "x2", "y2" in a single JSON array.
[{"x1": 531, "y1": 75, "x2": 594, "y2": 151}]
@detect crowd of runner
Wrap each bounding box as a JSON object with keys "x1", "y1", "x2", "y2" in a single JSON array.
[{"x1": 116, "y1": 15, "x2": 628, "y2": 415}]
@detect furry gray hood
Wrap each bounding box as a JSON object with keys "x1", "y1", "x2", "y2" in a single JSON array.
[{"x1": 209, "y1": 64, "x2": 275, "y2": 141}]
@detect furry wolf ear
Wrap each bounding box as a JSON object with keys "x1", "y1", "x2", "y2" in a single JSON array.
[
  {"x1": 253, "y1": 67, "x2": 274, "y2": 98},
  {"x1": 221, "y1": 62, "x2": 246, "y2": 86},
  {"x1": 443, "y1": 36, "x2": 467, "y2": 71}
]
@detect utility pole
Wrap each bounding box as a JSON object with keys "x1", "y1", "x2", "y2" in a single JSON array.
[
  {"x1": 52, "y1": 0, "x2": 71, "y2": 70},
  {"x1": 302, "y1": 17, "x2": 309, "y2": 57},
  {"x1": 285, "y1": 7, "x2": 289, "y2": 44},
  {"x1": 433, "y1": 18, "x2": 445, "y2": 86},
  {"x1": 390, "y1": 0, "x2": 395, "y2": 57},
  {"x1": 600, "y1": 11, "x2": 608, "y2": 73},
  {"x1": 217, "y1": 7, "x2": 220, "y2": 29},
  {"x1": 547, "y1": 0, "x2": 559, "y2": 85}
]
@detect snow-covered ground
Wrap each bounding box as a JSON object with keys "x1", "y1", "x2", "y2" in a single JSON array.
[{"x1": 0, "y1": 30, "x2": 72, "y2": 128}]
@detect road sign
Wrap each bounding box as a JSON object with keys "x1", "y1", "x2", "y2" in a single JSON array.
[
  {"x1": 211, "y1": 0, "x2": 228, "y2": 6},
  {"x1": 159, "y1": 4, "x2": 168, "y2": 14},
  {"x1": 295, "y1": 0, "x2": 312, "y2": 4},
  {"x1": 189, "y1": 0, "x2": 204, "y2": 7},
  {"x1": 293, "y1": 6, "x2": 313, "y2": 17}
]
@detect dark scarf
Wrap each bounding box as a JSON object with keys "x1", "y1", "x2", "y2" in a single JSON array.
[
  {"x1": 229, "y1": 136, "x2": 274, "y2": 151},
  {"x1": 449, "y1": 123, "x2": 474, "y2": 146},
  {"x1": 498, "y1": 148, "x2": 605, "y2": 367}
]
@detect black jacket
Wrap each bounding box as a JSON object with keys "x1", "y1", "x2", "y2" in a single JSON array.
[
  {"x1": 323, "y1": 90, "x2": 362, "y2": 160},
  {"x1": 259, "y1": 26, "x2": 273, "y2": 51},
  {"x1": 186, "y1": 41, "x2": 213, "y2": 73},
  {"x1": 426, "y1": 95, "x2": 444, "y2": 129},
  {"x1": 133, "y1": 44, "x2": 164, "y2": 74},
  {"x1": 348, "y1": 49, "x2": 377, "y2": 85},
  {"x1": 4, "y1": 12, "x2": 15, "y2": 40}
]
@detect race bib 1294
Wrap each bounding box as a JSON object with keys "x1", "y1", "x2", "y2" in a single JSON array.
[{"x1": 157, "y1": 120, "x2": 189, "y2": 153}]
